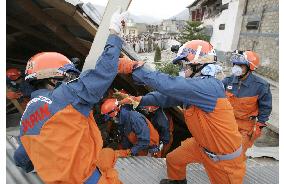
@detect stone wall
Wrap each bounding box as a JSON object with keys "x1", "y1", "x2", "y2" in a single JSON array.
[{"x1": 237, "y1": 0, "x2": 279, "y2": 81}]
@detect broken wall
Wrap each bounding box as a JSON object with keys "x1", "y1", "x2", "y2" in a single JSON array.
[{"x1": 237, "y1": 0, "x2": 279, "y2": 81}]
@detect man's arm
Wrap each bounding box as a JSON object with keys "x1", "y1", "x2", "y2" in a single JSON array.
[
  {"x1": 132, "y1": 67, "x2": 222, "y2": 112},
  {"x1": 66, "y1": 34, "x2": 122, "y2": 106},
  {"x1": 257, "y1": 83, "x2": 272, "y2": 123},
  {"x1": 139, "y1": 91, "x2": 183, "y2": 108},
  {"x1": 129, "y1": 113, "x2": 150, "y2": 155},
  {"x1": 152, "y1": 108, "x2": 170, "y2": 144}
]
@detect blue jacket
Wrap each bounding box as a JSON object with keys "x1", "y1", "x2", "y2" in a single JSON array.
[
  {"x1": 118, "y1": 105, "x2": 150, "y2": 155},
  {"x1": 13, "y1": 34, "x2": 122, "y2": 183},
  {"x1": 222, "y1": 73, "x2": 272, "y2": 123}
]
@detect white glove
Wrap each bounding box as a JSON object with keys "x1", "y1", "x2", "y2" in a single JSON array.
[{"x1": 109, "y1": 9, "x2": 129, "y2": 34}]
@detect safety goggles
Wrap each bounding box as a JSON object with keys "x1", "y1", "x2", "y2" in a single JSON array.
[
  {"x1": 173, "y1": 47, "x2": 204, "y2": 64},
  {"x1": 230, "y1": 53, "x2": 249, "y2": 65},
  {"x1": 173, "y1": 47, "x2": 217, "y2": 65}
]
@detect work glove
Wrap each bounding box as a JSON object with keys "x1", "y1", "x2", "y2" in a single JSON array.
[
  {"x1": 112, "y1": 89, "x2": 129, "y2": 100},
  {"x1": 251, "y1": 122, "x2": 267, "y2": 140},
  {"x1": 118, "y1": 96, "x2": 142, "y2": 108},
  {"x1": 148, "y1": 143, "x2": 163, "y2": 154},
  {"x1": 7, "y1": 91, "x2": 22, "y2": 100},
  {"x1": 118, "y1": 58, "x2": 145, "y2": 74},
  {"x1": 109, "y1": 9, "x2": 129, "y2": 34},
  {"x1": 115, "y1": 149, "x2": 131, "y2": 158}
]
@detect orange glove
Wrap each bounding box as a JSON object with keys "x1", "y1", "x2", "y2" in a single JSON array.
[
  {"x1": 115, "y1": 149, "x2": 131, "y2": 158},
  {"x1": 251, "y1": 122, "x2": 267, "y2": 140},
  {"x1": 7, "y1": 91, "x2": 22, "y2": 100},
  {"x1": 119, "y1": 96, "x2": 142, "y2": 108},
  {"x1": 118, "y1": 58, "x2": 144, "y2": 74}
]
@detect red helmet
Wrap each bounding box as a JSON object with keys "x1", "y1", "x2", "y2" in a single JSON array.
[
  {"x1": 6, "y1": 68, "x2": 21, "y2": 81},
  {"x1": 101, "y1": 98, "x2": 120, "y2": 118},
  {"x1": 230, "y1": 50, "x2": 260, "y2": 71},
  {"x1": 25, "y1": 52, "x2": 72, "y2": 82},
  {"x1": 173, "y1": 40, "x2": 217, "y2": 65}
]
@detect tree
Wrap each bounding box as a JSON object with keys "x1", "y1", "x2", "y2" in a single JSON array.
[
  {"x1": 179, "y1": 21, "x2": 210, "y2": 44},
  {"x1": 154, "y1": 46, "x2": 161, "y2": 63},
  {"x1": 156, "y1": 62, "x2": 180, "y2": 77}
]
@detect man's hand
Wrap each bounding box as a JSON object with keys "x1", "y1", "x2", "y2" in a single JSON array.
[
  {"x1": 251, "y1": 122, "x2": 267, "y2": 140},
  {"x1": 109, "y1": 9, "x2": 129, "y2": 34},
  {"x1": 118, "y1": 58, "x2": 145, "y2": 74},
  {"x1": 115, "y1": 149, "x2": 131, "y2": 158},
  {"x1": 118, "y1": 96, "x2": 142, "y2": 108},
  {"x1": 7, "y1": 91, "x2": 22, "y2": 100},
  {"x1": 112, "y1": 89, "x2": 129, "y2": 100}
]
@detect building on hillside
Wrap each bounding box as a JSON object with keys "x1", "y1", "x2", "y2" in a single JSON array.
[
  {"x1": 146, "y1": 25, "x2": 159, "y2": 34},
  {"x1": 159, "y1": 19, "x2": 186, "y2": 39},
  {"x1": 187, "y1": 0, "x2": 245, "y2": 53},
  {"x1": 123, "y1": 19, "x2": 147, "y2": 37},
  {"x1": 187, "y1": 0, "x2": 279, "y2": 81}
]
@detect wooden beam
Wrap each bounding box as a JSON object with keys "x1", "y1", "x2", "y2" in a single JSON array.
[
  {"x1": 7, "y1": 17, "x2": 82, "y2": 57},
  {"x1": 15, "y1": 0, "x2": 89, "y2": 56},
  {"x1": 41, "y1": 0, "x2": 77, "y2": 17},
  {"x1": 76, "y1": 37, "x2": 92, "y2": 48},
  {"x1": 41, "y1": 0, "x2": 98, "y2": 36},
  {"x1": 73, "y1": 11, "x2": 98, "y2": 36},
  {"x1": 83, "y1": 0, "x2": 132, "y2": 71}
]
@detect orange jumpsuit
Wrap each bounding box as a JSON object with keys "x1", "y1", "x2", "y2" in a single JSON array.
[
  {"x1": 223, "y1": 73, "x2": 272, "y2": 159},
  {"x1": 132, "y1": 66, "x2": 246, "y2": 184}
]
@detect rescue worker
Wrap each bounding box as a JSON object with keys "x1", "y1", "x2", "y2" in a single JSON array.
[
  {"x1": 138, "y1": 106, "x2": 173, "y2": 157},
  {"x1": 116, "y1": 40, "x2": 245, "y2": 184},
  {"x1": 13, "y1": 10, "x2": 128, "y2": 184},
  {"x1": 222, "y1": 50, "x2": 272, "y2": 160},
  {"x1": 6, "y1": 68, "x2": 34, "y2": 108},
  {"x1": 101, "y1": 98, "x2": 161, "y2": 157}
]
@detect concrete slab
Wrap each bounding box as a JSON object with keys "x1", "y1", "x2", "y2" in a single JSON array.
[{"x1": 246, "y1": 145, "x2": 279, "y2": 160}]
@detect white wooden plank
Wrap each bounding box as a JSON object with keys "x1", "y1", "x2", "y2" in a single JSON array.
[{"x1": 83, "y1": 0, "x2": 132, "y2": 71}]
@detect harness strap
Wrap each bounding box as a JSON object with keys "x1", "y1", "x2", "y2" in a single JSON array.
[{"x1": 203, "y1": 145, "x2": 242, "y2": 162}]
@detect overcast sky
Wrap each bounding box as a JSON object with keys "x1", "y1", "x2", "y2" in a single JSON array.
[{"x1": 81, "y1": 0, "x2": 194, "y2": 19}]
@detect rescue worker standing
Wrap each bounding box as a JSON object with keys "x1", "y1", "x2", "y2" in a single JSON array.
[
  {"x1": 6, "y1": 68, "x2": 34, "y2": 108},
  {"x1": 222, "y1": 50, "x2": 272, "y2": 160},
  {"x1": 117, "y1": 40, "x2": 245, "y2": 184},
  {"x1": 101, "y1": 99, "x2": 161, "y2": 157},
  {"x1": 13, "y1": 11, "x2": 128, "y2": 184}
]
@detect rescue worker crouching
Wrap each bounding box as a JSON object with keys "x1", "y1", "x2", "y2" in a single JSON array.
[
  {"x1": 13, "y1": 10, "x2": 129, "y2": 184},
  {"x1": 222, "y1": 50, "x2": 272, "y2": 160},
  {"x1": 116, "y1": 40, "x2": 245, "y2": 184},
  {"x1": 101, "y1": 98, "x2": 162, "y2": 158}
]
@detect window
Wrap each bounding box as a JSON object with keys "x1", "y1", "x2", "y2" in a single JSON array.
[
  {"x1": 192, "y1": 8, "x2": 204, "y2": 21},
  {"x1": 192, "y1": 10, "x2": 196, "y2": 21},
  {"x1": 246, "y1": 21, "x2": 260, "y2": 30},
  {"x1": 219, "y1": 24, "x2": 225, "y2": 30},
  {"x1": 221, "y1": 3, "x2": 229, "y2": 11}
]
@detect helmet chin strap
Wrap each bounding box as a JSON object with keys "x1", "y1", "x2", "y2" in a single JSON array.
[
  {"x1": 189, "y1": 64, "x2": 208, "y2": 78},
  {"x1": 238, "y1": 65, "x2": 250, "y2": 80}
]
